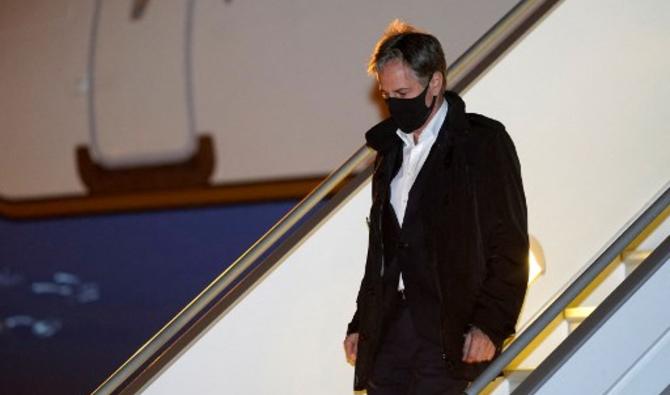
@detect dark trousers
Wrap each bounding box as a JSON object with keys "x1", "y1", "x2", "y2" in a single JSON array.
[{"x1": 367, "y1": 303, "x2": 468, "y2": 395}]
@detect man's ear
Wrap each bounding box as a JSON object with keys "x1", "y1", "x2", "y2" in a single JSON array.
[{"x1": 429, "y1": 71, "x2": 443, "y2": 96}]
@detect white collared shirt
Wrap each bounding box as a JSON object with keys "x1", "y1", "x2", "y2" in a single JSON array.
[{"x1": 390, "y1": 99, "x2": 448, "y2": 290}]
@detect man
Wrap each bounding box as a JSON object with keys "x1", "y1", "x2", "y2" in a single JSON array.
[{"x1": 344, "y1": 20, "x2": 529, "y2": 394}]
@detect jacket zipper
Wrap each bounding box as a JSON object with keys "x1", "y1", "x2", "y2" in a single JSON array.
[
  {"x1": 373, "y1": 156, "x2": 386, "y2": 278},
  {"x1": 435, "y1": 142, "x2": 449, "y2": 366},
  {"x1": 433, "y1": 239, "x2": 448, "y2": 364}
]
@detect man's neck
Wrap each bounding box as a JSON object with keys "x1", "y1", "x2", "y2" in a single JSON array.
[{"x1": 411, "y1": 94, "x2": 445, "y2": 144}]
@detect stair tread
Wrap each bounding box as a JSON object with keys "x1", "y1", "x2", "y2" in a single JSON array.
[{"x1": 564, "y1": 306, "x2": 596, "y2": 321}]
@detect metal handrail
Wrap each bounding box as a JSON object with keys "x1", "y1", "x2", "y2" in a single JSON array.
[
  {"x1": 466, "y1": 182, "x2": 670, "y2": 394},
  {"x1": 92, "y1": 0, "x2": 562, "y2": 392}
]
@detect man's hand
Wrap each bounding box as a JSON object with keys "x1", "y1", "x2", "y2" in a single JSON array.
[
  {"x1": 343, "y1": 333, "x2": 359, "y2": 366},
  {"x1": 462, "y1": 327, "x2": 496, "y2": 363}
]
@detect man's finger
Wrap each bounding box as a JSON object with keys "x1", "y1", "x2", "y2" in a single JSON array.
[
  {"x1": 463, "y1": 332, "x2": 472, "y2": 362},
  {"x1": 464, "y1": 328, "x2": 497, "y2": 363},
  {"x1": 343, "y1": 334, "x2": 359, "y2": 365},
  {"x1": 469, "y1": 335, "x2": 485, "y2": 363}
]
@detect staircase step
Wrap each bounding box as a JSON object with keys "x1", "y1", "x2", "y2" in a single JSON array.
[
  {"x1": 481, "y1": 369, "x2": 534, "y2": 395},
  {"x1": 505, "y1": 369, "x2": 534, "y2": 390},
  {"x1": 621, "y1": 250, "x2": 651, "y2": 276},
  {"x1": 564, "y1": 306, "x2": 596, "y2": 332}
]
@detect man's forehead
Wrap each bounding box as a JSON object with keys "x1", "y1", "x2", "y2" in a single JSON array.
[{"x1": 378, "y1": 60, "x2": 420, "y2": 87}]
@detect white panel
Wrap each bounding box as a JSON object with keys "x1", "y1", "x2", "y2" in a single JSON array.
[
  {"x1": 607, "y1": 327, "x2": 670, "y2": 395},
  {"x1": 91, "y1": 0, "x2": 195, "y2": 168},
  {"x1": 142, "y1": 182, "x2": 372, "y2": 394}
]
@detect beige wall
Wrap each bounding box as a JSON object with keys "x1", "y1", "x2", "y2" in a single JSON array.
[{"x1": 0, "y1": 0, "x2": 518, "y2": 199}]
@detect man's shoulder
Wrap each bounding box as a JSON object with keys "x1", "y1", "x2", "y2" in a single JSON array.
[
  {"x1": 466, "y1": 112, "x2": 506, "y2": 140},
  {"x1": 464, "y1": 111, "x2": 520, "y2": 154},
  {"x1": 444, "y1": 91, "x2": 505, "y2": 139},
  {"x1": 462, "y1": 112, "x2": 518, "y2": 168}
]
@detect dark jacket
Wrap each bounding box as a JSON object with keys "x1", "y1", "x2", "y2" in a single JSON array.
[{"x1": 347, "y1": 91, "x2": 529, "y2": 390}]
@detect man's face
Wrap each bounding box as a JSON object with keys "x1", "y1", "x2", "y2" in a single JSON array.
[{"x1": 377, "y1": 59, "x2": 433, "y2": 108}]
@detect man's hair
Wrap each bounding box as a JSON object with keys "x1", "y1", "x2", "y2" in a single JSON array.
[{"x1": 368, "y1": 19, "x2": 447, "y2": 88}]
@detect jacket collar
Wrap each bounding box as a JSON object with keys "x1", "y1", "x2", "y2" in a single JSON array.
[{"x1": 365, "y1": 90, "x2": 469, "y2": 152}]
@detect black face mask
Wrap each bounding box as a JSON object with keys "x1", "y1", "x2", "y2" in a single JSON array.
[{"x1": 385, "y1": 82, "x2": 436, "y2": 134}]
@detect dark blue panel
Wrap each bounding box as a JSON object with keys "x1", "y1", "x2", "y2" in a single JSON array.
[{"x1": 0, "y1": 200, "x2": 296, "y2": 395}]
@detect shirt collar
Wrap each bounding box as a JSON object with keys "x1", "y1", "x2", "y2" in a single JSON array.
[{"x1": 395, "y1": 99, "x2": 449, "y2": 147}]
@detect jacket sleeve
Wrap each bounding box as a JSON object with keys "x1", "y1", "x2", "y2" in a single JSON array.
[
  {"x1": 347, "y1": 231, "x2": 376, "y2": 336},
  {"x1": 347, "y1": 310, "x2": 360, "y2": 335},
  {"x1": 347, "y1": 155, "x2": 382, "y2": 336},
  {"x1": 470, "y1": 127, "x2": 529, "y2": 347},
  {"x1": 347, "y1": 294, "x2": 362, "y2": 335}
]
